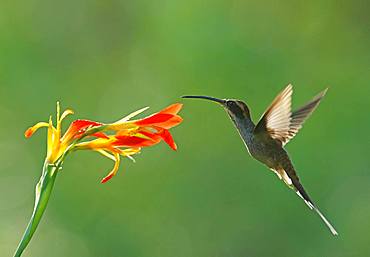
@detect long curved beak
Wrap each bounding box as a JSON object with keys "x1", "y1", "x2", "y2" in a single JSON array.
[{"x1": 182, "y1": 95, "x2": 226, "y2": 105}]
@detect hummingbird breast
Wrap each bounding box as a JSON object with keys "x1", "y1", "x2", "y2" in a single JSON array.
[
  {"x1": 230, "y1": 114, "x2": 287, "y2": 169},
  {"x1": 244, "y1": 135, "x2": 286, "y2": 169}
]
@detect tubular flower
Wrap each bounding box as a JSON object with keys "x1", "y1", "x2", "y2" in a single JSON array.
[
  {"x1": 14, "y1": 102, "x2": 183, "y2": 257},
  {"x1": 75, "y1": 103, "x2": 183, "y2": 183}
]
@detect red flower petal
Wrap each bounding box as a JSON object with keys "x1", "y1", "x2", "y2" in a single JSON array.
[
  {"x1": 135, "y1": 114, "x2": 183, "y2": 130},
  {"x1": 135, "y1": 113, "x2": 174, "y2": 126},
  {"x1": 65, "y1": 119, "x2": 102, "y2": 139},
  {"x1": 114, "y1": 135, "x2": 160, "y2": 148},
  {"x1": 159, "y1": 103, "x2": 183, "y2": 115},
  {"x1": 134, "y1": 103, "x2": 183, "y2": 128},
  {"x1": 101, "y1": 173, "x2": 114, "y2": 183},
  {"x1": 139, "y1": 130, "x2": 160, "y2": 140},
  {"x1": 71, "y1": 119, "x2": 102, "y2": 131},
  {"x1": 157, "y1": 115, "x2": 183, "y2": 129},
  {"x1": 91, "y1": 132, "x2": 109, "y2": 139},
  {"x1": 158, "y1": 129, "x2": 177, "y2": 150}
]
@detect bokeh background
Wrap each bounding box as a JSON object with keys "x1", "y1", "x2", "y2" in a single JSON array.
[{"x1": 1, "y1": 0, "x2": 369, "y2": 256}]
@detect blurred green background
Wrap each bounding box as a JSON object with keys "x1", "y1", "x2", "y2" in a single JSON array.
[{"x1": 1, "y1": 0, "x2": 369, "y2": 256}]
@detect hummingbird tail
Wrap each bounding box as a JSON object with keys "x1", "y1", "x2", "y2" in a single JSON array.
[
  {"x1": 312, "y1": 206, "x2": 339, "y2": 236},
  {"x1": 280, "y1": 160, "x2": 339, "y2": 236},
  {"x1": 295, "y1": 190, "x2": 338, "y2": 236}
]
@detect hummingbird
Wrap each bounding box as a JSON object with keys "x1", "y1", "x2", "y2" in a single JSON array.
[{"x1": 182, "y1": 84, "x2": 338, "y2": 235}]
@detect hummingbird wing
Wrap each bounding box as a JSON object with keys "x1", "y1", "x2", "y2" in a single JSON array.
[
  {"x1": 288, "y1": 89, "x2": 327, "y2": 144},
  {"x1": 254, "y1": 84, "x2": 327, "y2": 146}
]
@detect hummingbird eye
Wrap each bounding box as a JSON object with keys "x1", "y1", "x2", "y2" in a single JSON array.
[{"x1": 227, "y1": 101, "x2": 236, "y2": 108}]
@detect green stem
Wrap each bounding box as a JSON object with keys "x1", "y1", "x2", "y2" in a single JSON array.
[
  {"x1": 13, "y1": 125, "x2": 104, "y2": 256},
  {"x1": 13, "y1": 160, "x2": 60, "y2": 257}
]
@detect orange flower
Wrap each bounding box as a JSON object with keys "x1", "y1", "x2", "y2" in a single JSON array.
[
  {"x1": 25, "y1": 102, "x2": 183, "y2": 183},
  {"x1": 75, "y1": 103, "x2": 183, "y2": 183}
]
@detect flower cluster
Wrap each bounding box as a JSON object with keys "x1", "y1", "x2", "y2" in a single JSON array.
[{"x1": 25, "y1": 102, "x2": 183, "y2": 183}]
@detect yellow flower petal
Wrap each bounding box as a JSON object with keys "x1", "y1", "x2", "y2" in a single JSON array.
[
  {"x1": 24, "y1": 122, "x2": 49, "y2": 138},
  {"x1": 75, "y1": 137, "x2": 116, "y2": 150},
  {"x1": 134, "y1": 132, "x2": 155, "y2": 141},
  {"x1": 56, "y1": 102, "x2": 61, "y2": 123},
  {"x1": 119, "y1": 148, "x2": 141, "y2": 156},
  {"x1": 96, "y1": 149, "x2": 116, "y2": 161},
  {"x1": 47, "y1": 116, "x2": 59, "y2": 163},
  {"x1": 60, "y1": 109, "x2": 74, "y2": 122},
  {"x1": 101, "y1": 152, "x2": 121, "y2": 183},
  {"x1": 119, "y1": 148, "x2": 141, "y2": 162},
  {"x1": 114, "y1": 106, "x2": 149, "y2": 124}
]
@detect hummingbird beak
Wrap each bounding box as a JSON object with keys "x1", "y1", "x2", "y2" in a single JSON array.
[{"x1": 181, "y1": 95, "x2": 226, "y2": 105}]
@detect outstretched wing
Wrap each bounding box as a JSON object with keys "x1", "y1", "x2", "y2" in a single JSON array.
[{"x1": 254, "y1": 84, "x2": 327, "y2": 145}]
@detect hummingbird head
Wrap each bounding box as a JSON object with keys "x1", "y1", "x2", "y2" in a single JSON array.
[
  {"x1": 224, "y1": 99, "x2": 251, "y2": 119},
  {"x1": 181, "y1": 95, "x2": 251, "y2": 119}
]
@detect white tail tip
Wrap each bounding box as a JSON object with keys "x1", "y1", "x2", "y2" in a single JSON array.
[
  {"x1": 296, "y1": 191, "x2": 338, "y2": 236},
  {"x1": 314, "y1": 207, "x2": 338, "y2": 236}
]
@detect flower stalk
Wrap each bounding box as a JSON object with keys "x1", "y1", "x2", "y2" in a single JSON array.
[{"x1": 13, "y1": 161, "x2": 60, "y2": 257}]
